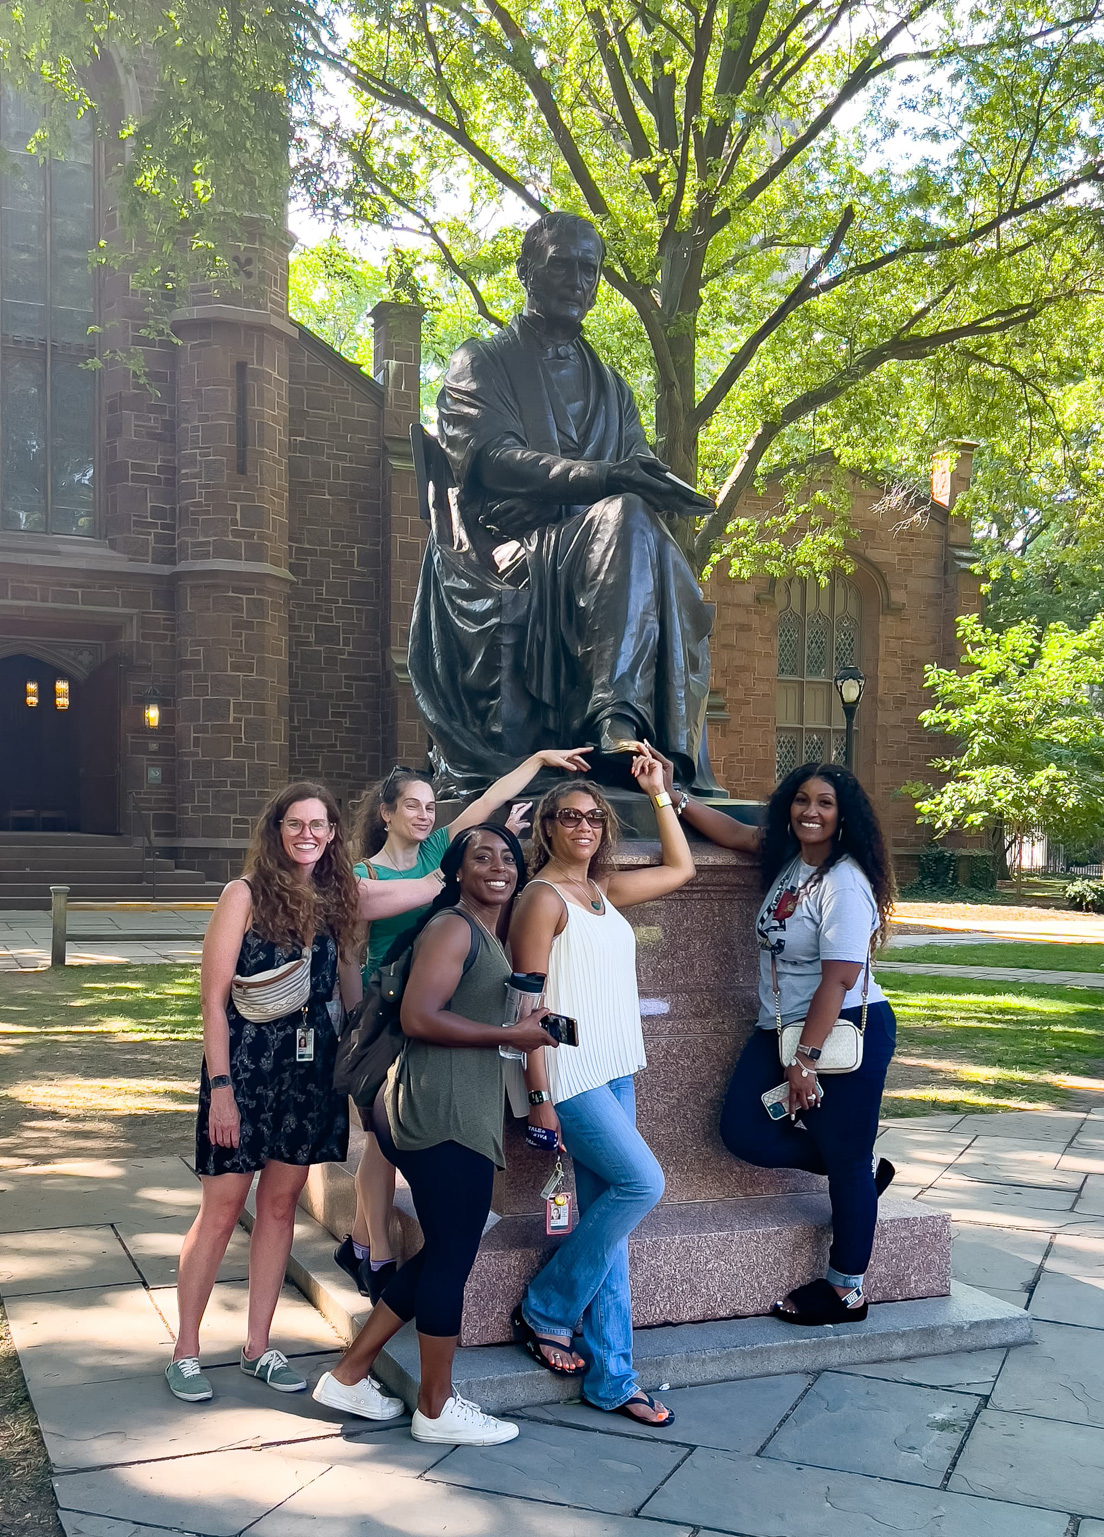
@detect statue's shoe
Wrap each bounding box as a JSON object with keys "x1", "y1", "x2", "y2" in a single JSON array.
[{"x1": 591, "y1": 714, "x2": 646, "y2": 785}]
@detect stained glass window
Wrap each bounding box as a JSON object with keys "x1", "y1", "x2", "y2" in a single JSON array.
[
  {"x1": 775, "y1": 574, "x2": 864, "y2": 774},
  {"x1": 0, "y1": 87, "x2": 95, "y2": 535}
]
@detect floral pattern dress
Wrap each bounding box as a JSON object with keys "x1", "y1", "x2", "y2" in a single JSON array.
[{"x1": 195, "y1": 927, "x2": 350, "y2": 1176}]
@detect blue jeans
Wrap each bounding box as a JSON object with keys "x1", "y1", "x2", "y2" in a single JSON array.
[
  {"x1": 523, "y1": 1076, "x2": 664, "y2": 1410},
  {"x1": 719, "y1": 1001, "x2": 896, "y2": 1284}
]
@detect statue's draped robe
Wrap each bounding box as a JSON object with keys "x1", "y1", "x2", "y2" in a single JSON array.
[{"x1": 408, "y1": 317, "x2": 714, "y2": 792}]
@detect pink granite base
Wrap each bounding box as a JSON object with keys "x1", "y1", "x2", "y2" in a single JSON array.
[{"x1": 301, "y1": 845, "x2": 952, "y2": 1348}]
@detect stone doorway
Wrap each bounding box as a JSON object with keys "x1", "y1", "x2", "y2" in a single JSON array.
[{"x1": 0, "y1": 652, "x2": 120, "y2": 833}]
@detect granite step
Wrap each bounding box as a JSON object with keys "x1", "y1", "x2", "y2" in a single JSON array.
[{"x1": 247, "y1": 1195, "x2": 1031, "y2": 1416}]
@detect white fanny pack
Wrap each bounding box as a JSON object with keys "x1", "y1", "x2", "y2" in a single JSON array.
[{"x1": 230, "y1": 952, "x2": 311, "y2": 1022}]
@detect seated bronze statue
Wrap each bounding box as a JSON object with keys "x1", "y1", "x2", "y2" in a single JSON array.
[{"x1": 408, "y1": 210, "x2": 722, "y2": 796}]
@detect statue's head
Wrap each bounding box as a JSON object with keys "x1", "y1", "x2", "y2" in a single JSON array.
[{"x1": 517, "y1": 212, "x2": 604, "y2": 331}]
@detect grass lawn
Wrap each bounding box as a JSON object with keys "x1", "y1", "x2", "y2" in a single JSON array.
[
  {"x1": 0, "y1": 965, "x2": 201, "y2": 1163},
  {"x1": 889, "y1": 941, "x2": 1104, "y2": 973},
  {"x1": 883, "y1": 972, "x2": 1104, "y2": 1116}
]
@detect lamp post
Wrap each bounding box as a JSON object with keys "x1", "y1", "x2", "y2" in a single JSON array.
[{"x1": 834, "y1": 665, "x2": 866, "y2": 772}]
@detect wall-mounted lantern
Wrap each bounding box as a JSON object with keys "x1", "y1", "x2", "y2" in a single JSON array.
[
  {"x1": 25, "y1": 680, "x2": 39, "y2": 708},
  {"x1": 54, "y1": 678, "x2": 70, "y2": 711},
  {"x1": 143, "y1": 685, "x2": 162, "y2": 731}
]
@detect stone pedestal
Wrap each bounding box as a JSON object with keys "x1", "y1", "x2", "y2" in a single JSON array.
[{"x1": 302, "y1": 844, "x2": 951, "y2": 1345}]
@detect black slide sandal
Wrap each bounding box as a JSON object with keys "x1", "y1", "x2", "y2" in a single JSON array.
[
  {"x1": 771, "y1": 1276, "x2": 869, "y2": 1326},
  {"x1": 510, "y1": 1306, "x2": 586, "y2": 1376}
]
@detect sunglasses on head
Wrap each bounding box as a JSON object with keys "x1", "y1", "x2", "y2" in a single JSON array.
[
  {"x1": 382, "y1": 764, "x2": 416, "y2": 797},
  {"x1": 550, "y1": 807, "x2": 607, "y2": 828}
]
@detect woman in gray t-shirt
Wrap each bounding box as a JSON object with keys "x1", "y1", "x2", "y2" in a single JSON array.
[{"x1": 655, "y1": 756, "x2": 898, "y2": 1327}]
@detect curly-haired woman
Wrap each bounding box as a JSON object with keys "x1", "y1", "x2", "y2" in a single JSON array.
[
  {"x1": 507, "y1": 747, "x2": 695, "y2": 1426},
  {"x1": 657, "y1": 756, "x2": 897, "y2": 1327},
  {"x1": 336, "y1": 749, "x2": 590, "y2": 1304},
  {"x1": 166, "y1": 782, "x2": 363, "y2": 1403}
]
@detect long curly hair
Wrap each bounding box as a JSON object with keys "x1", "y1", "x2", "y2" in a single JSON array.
[
  {"x1": 349, "y1": 768, "x2": 435, "y2": 861},
  {"x1": 760, "y1": 763, "x2": 896, "y2": 945},
  {"x1": 382, "y1": 822, "x2": 528, "y2": 965},
  {"x1": 529, "y1": 779, "x2": 620, "y2": 880},
  {"x1": 243, "y1": 782, "x2": 360, "y2": 957}
]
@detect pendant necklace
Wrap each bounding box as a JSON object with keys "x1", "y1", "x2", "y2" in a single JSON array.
[{"x1": 547, "y1": 865, "x2": 603, "y2": 912}]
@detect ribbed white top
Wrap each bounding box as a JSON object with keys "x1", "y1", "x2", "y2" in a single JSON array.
[{"x1": 532, "y1": 879, "x2": 647, "y2": 1105}]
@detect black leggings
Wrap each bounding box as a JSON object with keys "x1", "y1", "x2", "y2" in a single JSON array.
[{"x1": 372, "y1": 1097, "x2": 494, "y2": 1338}]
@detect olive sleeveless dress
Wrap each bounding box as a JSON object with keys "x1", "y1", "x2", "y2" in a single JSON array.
[{"x1": 195, "y1": 927, "x2": 350, "y2": 1176}]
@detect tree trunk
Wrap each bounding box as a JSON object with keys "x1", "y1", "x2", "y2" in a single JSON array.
[{"x1": 654, "y1": 312, "x2": 699, "y2": 558}]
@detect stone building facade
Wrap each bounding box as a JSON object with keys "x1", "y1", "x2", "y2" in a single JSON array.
[{"x1": 0, "y1": 73, "x2": 979, "y2": 878}]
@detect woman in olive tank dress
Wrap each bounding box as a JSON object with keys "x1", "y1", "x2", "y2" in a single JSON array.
[{"x1": 313, "y1": 824, "x2": 559, "y2": 1447}]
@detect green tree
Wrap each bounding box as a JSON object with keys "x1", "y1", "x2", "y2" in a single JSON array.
[
  {"x1": 9, "y1": 0, "x2": 1104, "y2": 576},
  {"x1": 907, "y1": 614, "x2": 1104, "y2": 890}
]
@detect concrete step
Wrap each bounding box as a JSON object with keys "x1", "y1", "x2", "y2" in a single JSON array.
[
  {"x1": 0, "y1": 833, "x2": 130, "y2": 847},
  {"x1": 251, "y1": 1197, "x2": 1031, "y2": 1416},
  {"x1": 0, "y1": 851, "x2": 187, "y2": 870}
]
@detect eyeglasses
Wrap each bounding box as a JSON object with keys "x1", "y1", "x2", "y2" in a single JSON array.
[
  {"x1": 382, "y1": 765, "x2": 415, "y2": 798},
  {"x1": 281, "y1": 818, "x2": 332, "y2": 836},
  {"x1": 551, "y1": 807, "x2": 607, "y2": 828}
]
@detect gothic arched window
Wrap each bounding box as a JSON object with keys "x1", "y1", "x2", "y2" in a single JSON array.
[
  {"x1": 775, "y1": 574, "x2": 863, "y2": 780},
  {"x1": 0, "y1": 87, "x2": 96, "y2": 536}
]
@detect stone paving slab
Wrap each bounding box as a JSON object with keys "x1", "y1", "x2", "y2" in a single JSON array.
[
  {"x1": 114, "y1": 1215, "x2": 250, "y2": 1288},
  {"x1": 949, "y1": 1155, "x2": 1084, "y2": 1192},
  {"x1": 424, "y1": 1417, "x2": 688, "y2": 1515},
  {"x1": 1058, "y1": 1145, "x2": 1104, "y2": 1175},
  {"x1": 760, "y1": 1371, "x2": 979, "y2": 1486},
  {"x1": 30, "y1": 1355, "x2": 359, "y2": 1471},
  {"x1": 53, "y1": 1434, "x2": 450, "y2": 1535},
  {"x1": 949, "y1": 1408, "x2": 1104, "y2": 1516},
  {"x1": 0, "y1": 1225, "x2": 139, "y2": 1296},
  {"x1": 949, "y1": 1226, "x2": 1048, "y2": 1295},
  {"x1": 989, "y1": 1319, "x2": 1104, "y2": 1425},
  {"x1": 53, "y1": 1446, "x2": 329, "y2": 1537},
  {"x1": 1043, "y1": 1230, "x2": 1104, "y2": 1277},
  {"x1": 951, "y1": 1110, "x2": 1088, "y2": 1142},
  {"x1": 1075, "y1": 1174, "x2": 1104, "y2": 1215},
  {"x1": 6, "y1": 1283, "x2": 175, "y2": 1390},
  {"x1": 520, "y1": 1374, "x2": 812, "y2": 1452},
  {"x1": 833, "y1": 1346, "x2": 1008, "y2": 1391},
  {"x1": 917, "y1": 1178, "x2": 1079, "y2": 1230},
  {"x1": 0, "y1": 1156, "x2": 200, "y2": 1233},
  {"x1": 250, "y1": 1470, "x2": 694, "y2": 1537},
  {"x1": 641, "y1": 1445, "x2": 1069, "y2": 1536},
  {"x1": 154, "y1": 1279, "x2": 342, "y2": 1365},
  {"x1": 1029, "y1": 1271, "x2": 1104, "y2": 1327},
  {"x1": 59, "y1": 1516, "x2": 169, "y2": 1537}
]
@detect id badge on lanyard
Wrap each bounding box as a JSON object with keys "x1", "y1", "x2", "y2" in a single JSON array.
[
  {"x1": 296, "y1": 1026, "x2": 315, "y2": 1062},
  {"x1": 540, "y1": 1159, "x2": 575, "y2": 1236}
]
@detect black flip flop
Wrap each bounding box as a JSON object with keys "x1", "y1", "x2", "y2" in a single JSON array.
[
  {"x1": 510, "y1": 1306, "x2": 586, "y2": 1376},
  {"x1": 604, "y1": 1389, "x2": 675, "y2": 1427},
  {"x1": 771, "y1": 1276, "x2": 869, "y2": 1326}
]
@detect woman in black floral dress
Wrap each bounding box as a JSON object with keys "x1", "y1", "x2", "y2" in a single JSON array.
[{"x1": 167, "y1": 782, "x2": 362, "y2": 1404}]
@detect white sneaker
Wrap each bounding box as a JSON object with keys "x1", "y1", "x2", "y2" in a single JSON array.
[
  {"x1": 411, "y1": 1393, "x2": 519, "y2": 1445},
  {"x1": 312, "y1": 1369, "x2": 405, "y2": 1420}
]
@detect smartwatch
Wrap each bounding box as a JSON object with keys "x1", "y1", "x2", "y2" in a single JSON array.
[
  {"x1": 653, "y1": 790, "x2": 673, "y2": 810},
  {"x1": 528, "y1": 1089, "x2": 552, "y2": 1106},
  {"x1": 795, "y1": 1044, "x2": 822, "y2": 1062},
  {"x1": 209, "y1": 1074, "x2": 232, "y2": 1090}
]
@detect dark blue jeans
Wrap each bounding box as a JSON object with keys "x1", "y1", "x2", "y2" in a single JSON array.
[{"x1": 719, "y1": 1001, "x2": 896, "y2": 1283}]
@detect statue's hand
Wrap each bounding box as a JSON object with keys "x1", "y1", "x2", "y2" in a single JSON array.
[{"x1": 606, "y1": 455, "x2": 714, "y2": 513}]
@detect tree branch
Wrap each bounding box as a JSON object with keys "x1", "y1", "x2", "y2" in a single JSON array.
[{"x1": 689, "y1": 203, "x2": 854, "y2": 430}]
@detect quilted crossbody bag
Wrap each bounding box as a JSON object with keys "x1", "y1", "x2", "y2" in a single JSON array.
[
  {"x1": 230, "y1": 952, "x2": 312, "y2": 1022},
  {"x1": 773, "y1": 947, "x2": 870, "y2": 1074}
]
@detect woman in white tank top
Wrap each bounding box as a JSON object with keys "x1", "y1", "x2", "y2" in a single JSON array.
[{"x1": 507, "y1": 749, "x2": 696, "y2": 1427}]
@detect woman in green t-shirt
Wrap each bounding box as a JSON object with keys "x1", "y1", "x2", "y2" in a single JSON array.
[{"x1": 335, "y1": 747, "x2": 591, "y2": 1302}]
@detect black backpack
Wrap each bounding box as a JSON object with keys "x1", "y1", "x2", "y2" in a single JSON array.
[{"x1": 333, "y1": 911, "x2": 481, "y2": 1110}]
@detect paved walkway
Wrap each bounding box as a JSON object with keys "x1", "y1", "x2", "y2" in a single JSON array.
[
  {"x1": 880, "y1": 959, "x2": 1104, "y2": 988},
  {"x1": 2, "y1": 1107, "x2": 1104, "y2": 1535},
  {"x1": 0, "y1": 908, "x2": 208, "y2": 970}
]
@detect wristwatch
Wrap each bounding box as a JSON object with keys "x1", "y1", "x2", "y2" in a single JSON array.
[
  {"x1": 795, "y1": 1043, "x2": 822, "y2": 1062},
  {"x1": 528, "y1": 1089, "x2": 552, "y2": 1106},
  {"x1": 209, "y1": 1074, "x2": 232, "y2": 1090}
]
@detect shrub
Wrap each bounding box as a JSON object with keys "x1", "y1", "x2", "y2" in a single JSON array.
[
  {"x1": 964, "y1": 853, "x2": 996, "y2": 891},
  {"x1": 1066, "y1": 878, "x2": 1104, "y2": 913},
  {"x1": 916, "y1": 843, "x2": 959, "y2": 893}
]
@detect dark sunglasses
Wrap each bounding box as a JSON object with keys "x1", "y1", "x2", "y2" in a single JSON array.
[
  {"x1": 382, "y1": 764, "x2": 416, "y2": 798},
  {"x1": 551, "y1": 807, "x2": 607, "y2": 828}
]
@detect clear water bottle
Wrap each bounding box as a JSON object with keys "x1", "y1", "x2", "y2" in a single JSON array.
[{"x1": 500, "y1": 971, "x2": 546, "y2": 1061}]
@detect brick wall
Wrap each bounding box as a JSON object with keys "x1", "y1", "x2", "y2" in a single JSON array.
[
  {"x1": 705, "y1": 471, "x2": 983, "y2": 862},
  {"x1": 287, "y1": 329, "x2": 387, "y2": 812}
]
